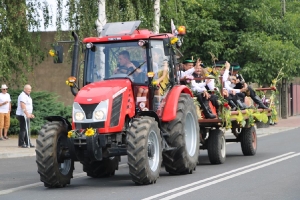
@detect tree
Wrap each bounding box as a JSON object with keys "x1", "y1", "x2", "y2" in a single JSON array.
[{"x1": 0, "y1": 0, "x2": 46, "y2": 85}]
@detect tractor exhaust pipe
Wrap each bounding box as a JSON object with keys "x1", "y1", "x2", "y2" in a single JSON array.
[{"x1": 71, "y1": 31, "x2": 79, "y2": 96}]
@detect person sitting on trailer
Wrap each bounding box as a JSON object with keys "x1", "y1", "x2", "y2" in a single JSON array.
[
  {"x1": 230, "y1": 63, "x2": 268, "y2": 109},
  {"x1": 190, "y1": 59, "x2": 217, "y2": 119},
  {"x1": 177, "y1": 58, "x2": 196, "y2": 84}
]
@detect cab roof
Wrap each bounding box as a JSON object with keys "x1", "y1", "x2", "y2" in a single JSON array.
[{"x1": 83, "y1": 20, "x2": 173, "y2": 43}]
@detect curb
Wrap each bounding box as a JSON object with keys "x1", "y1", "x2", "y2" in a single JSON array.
[{"x1": 0, "y1": 152, "x2": 36, "y2": 159}]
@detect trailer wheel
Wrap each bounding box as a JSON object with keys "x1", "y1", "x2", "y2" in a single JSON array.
[
  {"x1": 162, "y1": 94, "x2": 199, "y2": 175},
  {"x1": 81, "y1": 156, "x2": 119, "y2": 178},
  {"x1": 240, "y1": 126, "x2": 257, "y2": 156},
  {"x1": 36, "y1": 121, "x2": 74, "y2": 188},
  {"x1": 207, "y1": 129, "x2": 226, "y2": 164},
  {"x1": 127, "y1": 116, "x2": 162, "y2": 185}
]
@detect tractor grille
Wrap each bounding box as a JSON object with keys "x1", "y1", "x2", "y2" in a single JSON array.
[
  {"x1": 110, "y1": 94, "x2": 123, "y2": 127},
  {"x1": 75, "y1": 122, "x2": 104, "y2": 129},
  {"x1": 80, "y1": 103, "x2": 98, "y2": 119}
]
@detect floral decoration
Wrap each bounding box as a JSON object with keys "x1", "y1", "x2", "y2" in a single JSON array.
[
  {"x1": 49, "y1": 49, "x2": 56, "y2": 57},
  {"x1": 68, "y1": 130, "x2": 76, "y2": 138},
  {"x1": 85, "y1": 128, "x2": 96, "y2": 137},
  {"x1": 170, "y1": 37, "x2": 178, "y2": 45},
  {"x1": 232, "y1": 110, "x2": 246, "y2": 127},
  {"x1": 65, "y1": 80, "x2": 74, "y2": 87}
]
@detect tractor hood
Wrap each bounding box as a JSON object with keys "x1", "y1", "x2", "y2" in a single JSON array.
[{"x1": 74, "y1": 79, "x2": 133, "y2": 104}]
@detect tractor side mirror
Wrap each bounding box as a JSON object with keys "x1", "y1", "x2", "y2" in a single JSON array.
[{"x1": 54, "y1": 45, "x2": 63, "y2": 63}]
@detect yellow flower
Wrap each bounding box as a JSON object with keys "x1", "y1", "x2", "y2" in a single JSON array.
[
  {"x1": 68, "y1": 131, "x2": 75, "y2": 138},
  {"x1": 49, "y1": 49, "x2": 56, "y2": 57},
  {"x1": 205, "y1": 73, "x2": 209, "y2": 77},
  {"x1": 85, "y1": 128, "x2": 95, "y2": 137},
  {"x1": 152, "y1": 80, "x2": 158, "y2": 85},
  {"x1": 170, "y1": 37, "x2": 178, "y2": 45},
  {"x1": 207, "y1": 67, "x2": 212, "y2": 73},
  {"x1": 213, "y1": 69, "x2": 218, "y2": 75},
  {"x1": 66, "y1": 80, "x2": 74, "y2": 87}
]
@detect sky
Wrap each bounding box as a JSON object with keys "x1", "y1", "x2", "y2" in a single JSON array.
[{"x1": 32, "y1": 0, "x2": 69, "y2": 31}]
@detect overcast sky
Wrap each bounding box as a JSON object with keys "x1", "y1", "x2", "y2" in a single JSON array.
[{"x1": 35, "y1": 0, "x2": 69, "y2": 31}]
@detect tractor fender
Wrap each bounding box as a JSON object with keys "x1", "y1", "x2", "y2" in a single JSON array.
[
  {"x1": 162, "y1": 85, "x2": 193, "y2": 122},
  {"x1": 44, "y1": 116, "x2": 72, "y2": 131}
]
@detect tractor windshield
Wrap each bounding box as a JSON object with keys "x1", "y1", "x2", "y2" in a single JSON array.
[
  {"x1": 83, "y1": 40, "x2": 170, "y2": 86},
  {"x1": 84, "y1": 41, "x2": 146, "y2": 85}
]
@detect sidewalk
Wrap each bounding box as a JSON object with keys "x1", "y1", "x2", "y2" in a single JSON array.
[{"x1": 0, "y1": 115, "x2": 300, "y2": 159}]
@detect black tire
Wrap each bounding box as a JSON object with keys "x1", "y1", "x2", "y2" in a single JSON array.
[
  {"x1": 36, "y1": 121, "x2": 74, "y2": 188},
  {"x1": 162, "y1": 94, "x2": 200, "y2": 174},
  {"x1": 207, "y1": 129, "x2": 226, "y2": 164},
  {"x1": 240, "y1": 126, "x2": 257, "y2": 156},
  {"x1": 81, "y1": 157, "x2": 119, "y2": 178},
  {"x1": 127, "y1": 116, "x2": 162, "y2": 185}
]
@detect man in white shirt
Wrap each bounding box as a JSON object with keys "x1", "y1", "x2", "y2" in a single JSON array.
[
  {"x1": 16, "y1": 84, "x2": 35, "y2": 148},
  {"x1": 0, "y1": 84, "x2": 11, "y2": 140}
]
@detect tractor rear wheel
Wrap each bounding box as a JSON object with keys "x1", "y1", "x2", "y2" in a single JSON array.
[
  {"x1": 240, "y1": 126, "x2": 257, "y2": 156},
  {"x1": 162, "y1": 94, "x2": 199, "y2": 175},
  {"x1": 127, "y1": 116, "x2": 162, "y2": 185},
  {"x1": 81, "y1": 157, "x2": 119, "y2": 178},
  {"x1": 207, "y1": 129, "x2": 226, "y2": 164},
  {"x1": 36, "y1": 121, "x2": 74, "y2": 188}
]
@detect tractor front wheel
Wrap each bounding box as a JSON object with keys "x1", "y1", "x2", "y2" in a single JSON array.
[
  {"x1": 127, "y1": 116, "x2": 162, "y2": 185},
  {"x1": 36, "y1": 121, "x2": 74, "y2": 188}
]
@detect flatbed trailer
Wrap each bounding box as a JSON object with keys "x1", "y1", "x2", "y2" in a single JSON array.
[{"x1": 195, "y1": 87, "x2": 276, "y2": 164}]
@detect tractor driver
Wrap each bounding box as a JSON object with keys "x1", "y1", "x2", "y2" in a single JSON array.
[{"x1": 114, "y1": 50, "x2": 142, "y2": 75}]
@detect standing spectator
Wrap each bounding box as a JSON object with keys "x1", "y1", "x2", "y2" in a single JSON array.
[
  {"x1": 16, "y1": 84, "x2": 35, "y2": 148},
  {"x1": 0, "y1": 84, "x2": 11, "y2": 140}
]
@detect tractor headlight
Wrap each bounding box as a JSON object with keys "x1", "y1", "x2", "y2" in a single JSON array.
[
  {"x1": 75, "y1": 111, "x2": 84, "y2": 121},
  {"x1": 93, "y1": 100, "x2": 108, "y2": 121},
  {"x1": 94, "y1": 110, "x2": 105, "y2": 120}
]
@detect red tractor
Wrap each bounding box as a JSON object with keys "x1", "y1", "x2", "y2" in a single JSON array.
[{"x1": 36, "y1": 21, "x2": 199, "y2": 187}]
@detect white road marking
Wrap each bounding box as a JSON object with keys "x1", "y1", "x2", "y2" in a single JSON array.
[
  {"x1": 142, "y1": 152, "x2": 296, "y2": 200},
  {"x1": 0, "y1": 163, "x2": 127, "y2": 195},
  {"x1": 160, "y1": 152, "x2": 300, "y2": 200}
]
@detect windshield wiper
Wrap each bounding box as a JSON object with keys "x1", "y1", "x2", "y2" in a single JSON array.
[{"x1": 127, "y1": 61, "x2": 146, "y2": 77}]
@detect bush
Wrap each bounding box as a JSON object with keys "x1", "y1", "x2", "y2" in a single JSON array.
[{"x1": 8, "y1": 89, "x2": 72, "y2": 135}]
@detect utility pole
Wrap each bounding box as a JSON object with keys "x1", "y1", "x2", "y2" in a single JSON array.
[{"x1": 281, "y1": 0, "x2": 288, "y2": 119}]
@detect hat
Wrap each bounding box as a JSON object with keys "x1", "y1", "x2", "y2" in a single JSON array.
[
  {"x1": 230, "y1": 63, "x2": 241, "y2": 71},
  {"x1": 214, "y1": 61, "x2": 226, "y2": 67},
  {"x1": 183, "y1": 58, "x2": 195, "y2": 64},
  {"x1": 1, "y1": 84, "x2": 8, "y2": 89}
]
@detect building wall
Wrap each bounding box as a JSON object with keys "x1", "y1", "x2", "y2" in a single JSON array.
[{"x1": 27, "y1": 31, "x2": 75, "y2": 106}]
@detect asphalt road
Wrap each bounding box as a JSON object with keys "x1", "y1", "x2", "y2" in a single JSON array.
[{"x1": 0, "y1": 128, "x2": 300, "y2": 200}]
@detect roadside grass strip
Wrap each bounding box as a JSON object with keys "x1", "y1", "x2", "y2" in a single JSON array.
[{"x1": 142, "y1": 152, "x2": 299, "y2": 200}]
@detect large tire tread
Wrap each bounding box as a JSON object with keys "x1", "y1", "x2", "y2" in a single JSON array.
[
  {"x1": 127, "y1": 116, "x2": 162, "y2": 185},
  {"x1": 240, "y1": 126, "x2": 257, "y2": 156},
  {"x1": 207, "y1": 129, "x2": 226, "y2": 164},
  {"x1": 162, "y1": 94, "x2": 199, "y2": 175},
  {"x1": 36, "y1": 121, "x2": 74, "y2": 188}
]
